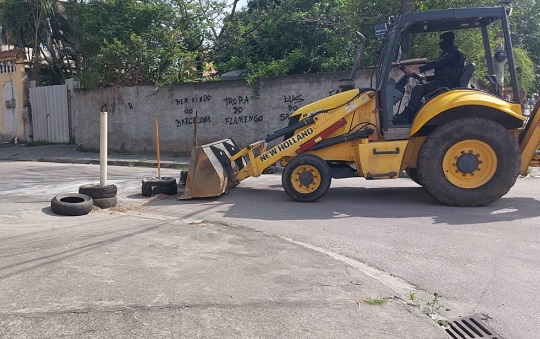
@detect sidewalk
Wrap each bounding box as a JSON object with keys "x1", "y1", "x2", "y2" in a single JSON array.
[{"x1": 0, "y1": 143, "x2": 190, "y2": 169}]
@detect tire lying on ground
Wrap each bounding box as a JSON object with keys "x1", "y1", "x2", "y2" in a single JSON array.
[
  {"x1": 142, "y1": 177, "x2": 177, "y2": 197},
  {"x1": 79, "y1": 184, "x2": 117, "y2": 199},
  {"x1": 51, "y1": 194, "x2": 93, "y2": 216},
  {"x1": 79, "y1": 183, "x2": 118, "y2": 209},
  {"x1": 141, "y1": 184, "x2": 153, "y2": 197},
  {"x1": 153, "y1": 184, "x2": 177, "y2": 195},
  {"x1": 143, "y1": 177, "x2": 176, "y2": 186},
  {"x1": 92, "y1": 196, "x2": 117, "y2": 209}
]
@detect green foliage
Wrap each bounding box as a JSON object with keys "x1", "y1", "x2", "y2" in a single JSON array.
[
  {"x1": 75, "y1": 144, "x2": 99, "y2": 153},
  {"x1": 0, "y1": 0, "x2": 34, "y2": 47},
  {"x1": 215, "y1": 0, "x2": 539, "y2": 93},
  {"x1": 512, "y1": 47, "x2": 536, "y2": 95},
  {"x1": 363, "y1": 297, "x2": 388, "y2": 306},
  {"x1": 214, "y1": 0, "x2": 360, "y2": 83},
  {"x1": 1, "y1": 0, "x2": 538, "y2": 92},
  {"x1": 24, "y1": 140, "x2": 51, "y2": 147},
  {"x1": 0, "y1": 0, "x2": 226, "y2": 87},
  {"x1": 69, "y1": 0, "x2": 223, "y2": 88},
  {"x1": 422, "y1": 292, "x2": 444, "y2": 319},
  {"x1": 0, "y1": 0, "x2": 74, "y2": 84},
  {"x1": 408, "y1": 292, "x2": 418, "y2": 304}
]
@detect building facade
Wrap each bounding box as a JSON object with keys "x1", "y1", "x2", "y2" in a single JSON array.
[{"x1": 0, "y1": 49, "x2": 27, "y2": 142}]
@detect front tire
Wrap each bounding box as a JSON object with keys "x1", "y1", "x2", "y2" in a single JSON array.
[
  {"x1": 282, "y1": 154, "x2": 331, "y2": 202},
  {"x1": 418, "y1": 118, "x2": 520, "y2": 206}
]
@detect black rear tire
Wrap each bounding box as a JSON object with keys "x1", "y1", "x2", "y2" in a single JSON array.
[
  {"x1": 417, "y1": 118, "x2": 520, "y2": 206},
  {"x1": 282, "y1": 154, "x2": 331, "y2": 202}
]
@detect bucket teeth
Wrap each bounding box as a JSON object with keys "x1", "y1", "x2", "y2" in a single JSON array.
[{"x1": 181, "y1": 139, "x2": 244, "y2": 199}]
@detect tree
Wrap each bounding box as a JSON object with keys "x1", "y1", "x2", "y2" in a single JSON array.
[
  {"x1": 508, "y1": 0, "x2": 540, "y2": 94},
  {"x1": 0, "y1": 0, "x2": 76, "y2": 84},
  {"x1": 215, "y1": 0, "x2": 538, "y2": 93},
  {"x1": 214, "y1": 0, "x2": 360, "y2": 84},
  {"x1": 0, "y1": 0, "x2": 229, "y2": 87},
  {"x1": 1, "y1": 0, "x2": 537, "y2": 92},
  {"x1": 68, "y1": 0, "x2": 228, "y2": 88}
]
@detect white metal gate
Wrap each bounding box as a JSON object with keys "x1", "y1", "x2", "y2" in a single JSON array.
[{"x1": 29, "y1": 84, "x2": 70, "y2": 143}]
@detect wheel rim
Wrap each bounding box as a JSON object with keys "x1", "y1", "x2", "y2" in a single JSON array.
[
  {"x1": 443, "y1": 140, "x2": 497, "y2": 189},
  {"x1": 291, "y1": 164, "x2": 321, "y2": 194}
]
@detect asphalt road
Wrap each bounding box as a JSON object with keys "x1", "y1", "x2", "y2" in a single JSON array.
[
  {"x1": 178, "y1": 170, "x2": 540, "y2": 339},
  {"x1": 1, "y1": 161, "x2": 538, "y2": 338}
]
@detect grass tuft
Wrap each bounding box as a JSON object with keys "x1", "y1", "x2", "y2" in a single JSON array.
[{"x1": 363, "y1": 297, "x2": 388, "y2": 306}]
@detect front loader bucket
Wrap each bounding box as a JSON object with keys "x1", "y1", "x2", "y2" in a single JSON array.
[{"x1": 181, "y1": 139, "x2": 245, "y2": 199}]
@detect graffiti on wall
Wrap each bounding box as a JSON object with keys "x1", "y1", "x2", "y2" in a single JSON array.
[
  {"x1": 172, "y1": 94, "x2": 213, "y2": 128},
  {"x1": 171, "y1": 94, "x2": 267, "y2": 127},
  {"x1": 279, "y1": 94, "x2": 304, "y2": 121},
  {"x1": 173, "y1": 95, "x2": 212, "y2": 105},
  {"x1": 167, "y1": 91, "x2": 331, "y2": 128},
  {"x1": 222, "y1": 95, "x2": 263, "y2": 125}
]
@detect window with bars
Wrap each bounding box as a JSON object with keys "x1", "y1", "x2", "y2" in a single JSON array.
[{"x1": 0, "y1": 61, "x2": 16, "y2": 74}]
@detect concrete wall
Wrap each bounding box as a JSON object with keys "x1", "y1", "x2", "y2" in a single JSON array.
[{"x1": 73, "y1": 70, "x2": 376, "y2": 155}]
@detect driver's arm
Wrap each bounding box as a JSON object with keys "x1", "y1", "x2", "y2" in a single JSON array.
[
  {"x1": 404, "y1": 66, "x2": 426, "y2": 79},
  {"x1": 419, "y1": 51, "x2": 453, "y2": 73}
]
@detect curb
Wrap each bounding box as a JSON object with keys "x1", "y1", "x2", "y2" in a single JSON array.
[{"x1": 5, "y1": 157, "x2": 189, "y2": 169}]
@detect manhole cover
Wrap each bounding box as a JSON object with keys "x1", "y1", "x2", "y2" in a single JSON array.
[{"x1": 442, "y1": 315, "x2": 503, "y2": 339}]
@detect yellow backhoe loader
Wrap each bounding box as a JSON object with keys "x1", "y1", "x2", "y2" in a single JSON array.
[{"x1": 183, "y1": 6, "x2": 540, "y2": 206}]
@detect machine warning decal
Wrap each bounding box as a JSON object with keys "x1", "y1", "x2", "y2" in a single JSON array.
[
  {"x1": 346, "y1": 102, "x2": 358, "y2": 112},
  {"x1": 259, "y1": 128, "x2": 315, "y2": 161}
]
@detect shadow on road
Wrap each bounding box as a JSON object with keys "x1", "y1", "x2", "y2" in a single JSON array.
[{"x1": 176, "y1": 184, "x2": 540, "y2": 226}]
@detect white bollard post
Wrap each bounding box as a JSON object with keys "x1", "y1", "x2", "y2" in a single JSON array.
[{"x1": 100, "y1": 111, "x2": 108, "y2": 186}]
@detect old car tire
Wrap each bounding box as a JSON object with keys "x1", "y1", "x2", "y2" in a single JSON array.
[
  {"x1": 93, "y1": 196, "x2": 117, "y2": 209},
  {"x1": 282, "y1": 154, "x2": 331, "y2": 202},
  {"x1": 418, "y1": 118, "x2": 520, "y2": 206},
  {"x1": 79, "y1": 184, "x2": 117, "y2": 199},
  {"x1": 142, "y1": 177, "x2": 176, "y2": 187},
  {"x1": 154, "y1": 184, "x2": 178, "y2": 195},
  {"x1": 141, "y1": 177, "x2": 177, "y2": 197},
  {"x1": 141, "y1": 184, "x2": 153, "y2": 197},
  {"x1": 405, "y1": 168, "x2": 423, "y2": 186},
  {"x1": 51, "y1": 194, "x2": 93, "y2": 216}
]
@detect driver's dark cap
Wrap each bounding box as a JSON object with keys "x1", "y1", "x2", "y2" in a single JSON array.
[{"x1": 440, "y1": 31, "x2": 455, "y2": 44}]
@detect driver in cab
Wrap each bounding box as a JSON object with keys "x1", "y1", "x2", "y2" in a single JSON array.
[{"x1": 393, "y1": 31, "x2": 465, "y2": 125}]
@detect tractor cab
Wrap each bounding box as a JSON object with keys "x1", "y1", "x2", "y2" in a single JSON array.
[{"x1": 373, "y1": 7, "x2": 523, "y2": 135}]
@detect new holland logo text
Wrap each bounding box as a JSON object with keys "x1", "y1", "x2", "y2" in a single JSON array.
[{"x1": 259, "y1": 128, "x2": 314, "y2": 161}]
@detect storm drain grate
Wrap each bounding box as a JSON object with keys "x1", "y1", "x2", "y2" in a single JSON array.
[{"x1": 443, "y1": 315, "x2": 504, "y2": 339}]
